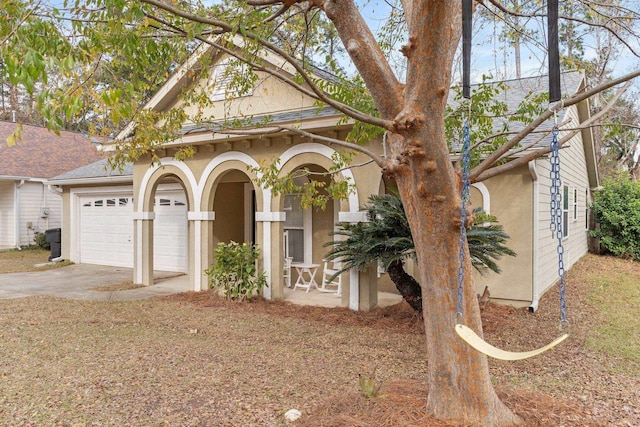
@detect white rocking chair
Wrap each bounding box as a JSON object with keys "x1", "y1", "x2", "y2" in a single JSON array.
[
  {"x1": 283, "y1": 257, "x2": 293, "y2": 288},
  {"x1": 319, "y1": 259, "x2": 342, "y2": 296}
]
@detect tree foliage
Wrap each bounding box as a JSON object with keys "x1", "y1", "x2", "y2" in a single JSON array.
[
  {"x1": 590, "y1": 174, "x2": 640, "y2": 260},
  {"x1": 4, "y1": 0, "x2": 640, "y2": 424}
]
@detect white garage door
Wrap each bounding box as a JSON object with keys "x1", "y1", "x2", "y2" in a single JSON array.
[{"x1": 79, "y1": 191, "x2": 187, "y2": 272}]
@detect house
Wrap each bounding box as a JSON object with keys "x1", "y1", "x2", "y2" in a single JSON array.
[
  {"x1": 0, "y1": 121, "x2": 103, "y2": 250},
  {"x1": 48, "y1": 41, "x2": 598, "y2": 311}
]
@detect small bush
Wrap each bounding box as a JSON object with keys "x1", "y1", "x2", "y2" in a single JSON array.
[
  {"x1": 205, "y1": 241, "x2": 268, "y2": 301},
  {"x1": 590, "y1": 175, "x2": 640, "y2": 260},
  {"x1": 33, "y1": 232, "x2": 50, "y2": 250}
]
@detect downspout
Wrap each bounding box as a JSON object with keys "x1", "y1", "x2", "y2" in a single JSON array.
[
  {"x1": 14, "y1": 179, "x2": 25, "y2": 250},
  {"x1": 528, "y1": 161, "x2": 540, "y2": 312},
  {"x1": 47, "y1": 184, "x2": 63, "y2": 196}
]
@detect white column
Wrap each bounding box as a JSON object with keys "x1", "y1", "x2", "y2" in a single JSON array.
[
  {"x1": 339, "y1": 211, "x2": 369, "y2": 311},
  {"x1": 188, "y1": 211, "x2": 215, "y2": 292},
  {"x1": 255, "y1": 211, "x2": 286, "y2": 300}
]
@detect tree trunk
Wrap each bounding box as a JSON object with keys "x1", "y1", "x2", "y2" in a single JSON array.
[
  {"x1": 387, "y1": 259, "x2": 422, "y2": 314},
  {"x1": 325, "y1": 1, "x2": 521, "y2": 424}
]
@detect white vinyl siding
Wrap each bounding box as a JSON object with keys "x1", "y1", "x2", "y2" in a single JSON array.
[
  {"x1": 0, "y1": 182, "x2": 15, "y2": 246},
  {"x1": 18, "y1": 182, "x2": 62, "y2": 247},
  {"x1": 535, "y1": 105, "x2": 591, "y2": 297}
]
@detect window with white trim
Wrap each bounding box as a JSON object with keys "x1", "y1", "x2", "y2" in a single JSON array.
[
  {"x1": 283, "y1": 194, "x2": 310, "y2": 263},
  {"x1": 572, "y1": 187, "x2": 578, "y2": 221},
  {"x1": 585, "y1": 188, "x2": 590, "y2": 230},
  {"x1": 562, "y1": 185, "x2": 569, "y2": 238}
]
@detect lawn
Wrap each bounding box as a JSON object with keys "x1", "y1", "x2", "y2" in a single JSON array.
[
  {"x1": 0, "y1": 254, "x2": 638, "y2": 426},
  {"x1": 0, "y1": 247, "x2": 73, "y2": 273}
]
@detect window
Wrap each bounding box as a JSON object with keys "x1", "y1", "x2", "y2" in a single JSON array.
[
  {"x1": 585, "y1": 188, "x2": 590, "y2": 230},
  {"x1": 209, "y1": 57, "x2": 253, "y2": 102},
  {"x1": 283, "y1": 194, "x2": 310, "y2": 263},
  {"x1": 106, "y1": 199, "x2": 116, "y2": 207},
  {"x1": 572, "y1": 188, "x2": 578, "y2": 221},
  {"x1": 562, "y1": 185, "x2": 569, "y2": 238}
]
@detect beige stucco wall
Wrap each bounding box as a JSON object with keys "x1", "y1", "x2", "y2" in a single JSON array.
[
  {"x1": 213, "y1": 181, "x2": 246, "y2": 246},
  {"x1": 471, "y1": 166, "x2": 534, "y2": 305}
]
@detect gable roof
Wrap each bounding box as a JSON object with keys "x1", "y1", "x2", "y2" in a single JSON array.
[
  {"x1": 48, "y1": 157, "x2": 133, "y2": 185},
  {"x1": 0, "y1": 121, "x2": 104, "y2": 179}
]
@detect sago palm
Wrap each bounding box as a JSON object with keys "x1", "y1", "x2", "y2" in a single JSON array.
[{"x1": 324, "y1": 193, "x2": 516, "y2": 314}]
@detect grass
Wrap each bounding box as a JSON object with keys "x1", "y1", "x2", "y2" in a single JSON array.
[
  {"x1": 587, "y1": 270, "x2": 640, "y2": 373},
  {"x1": 0, "y1": 247, "x2": 73, "y2": 273}
]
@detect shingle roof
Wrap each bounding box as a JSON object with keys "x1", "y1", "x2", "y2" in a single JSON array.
[
  {"x1": 450, "y1": 71, "x2": 585, "y2": 150},
  {"x1": 0, "y1": 121, "x2": 104, "y2": 179},
  {"x1": 52, "y1": 72, "x2": 586, "y2": 181},
  {"x1": 49, "y1": 157, "x2": 133, "y2": 181}
]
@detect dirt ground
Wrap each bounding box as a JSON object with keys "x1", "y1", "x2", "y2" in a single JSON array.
[{"x1": 0, "y1": 254, "x2": 638, "y2": 426}]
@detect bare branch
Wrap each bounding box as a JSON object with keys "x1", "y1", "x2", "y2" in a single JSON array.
[
  {"x1": 320, "y1": 0, "x2": 404, "y2": 119},
  {"x1": 470, "y1": 68, "x2": 640, "y2": 180},
  {"x1": 142, "y1": 3, "x2": 394, "y2": 130},
  {"x1": 474, "y1": 80, "x2": 632, "y2": 182},
  {"x1": 212, "y1": 125, "x2": 385, "y2": 167},
  {"x1": 483, "y1": 0, "x2": 640, "y2": 57}
]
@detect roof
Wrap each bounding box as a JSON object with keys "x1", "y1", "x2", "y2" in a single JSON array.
[
  {"x1": 0, "y1": 121, "x2": 104, "y2": 179},
  {"x1": 48, "y1": 157, "x2": 133, "y2": 183},
  {"x1": 54, "y1": 72, "x2": 593, "y2": 183}
]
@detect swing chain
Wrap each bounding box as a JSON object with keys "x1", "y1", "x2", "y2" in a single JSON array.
[
  {"x1": 549, "y1": 126, "x2": 568, "y2": 324},
  {"x1": 456, "y1": 120, "x2": 472, "y2": 318}
]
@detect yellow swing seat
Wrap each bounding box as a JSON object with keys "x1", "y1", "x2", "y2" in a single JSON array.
[{"x1": 455, "y1": 324, "x2": 568, "y2": 361}]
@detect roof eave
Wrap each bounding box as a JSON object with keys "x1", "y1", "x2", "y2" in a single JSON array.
[{"x1": 46, "y1": 175, "x2": 133, "y2": 187}]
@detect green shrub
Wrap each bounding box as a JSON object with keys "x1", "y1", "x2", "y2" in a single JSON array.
[
  {"x1": 205, "y1": 241, "x2": 268, "y2": 301},
  {"x1": 33, "y1": 232, "x2": 50, "y2": 250},
  {"x1": 590, "y1": 175, "x2": 640, "y2": 260}
]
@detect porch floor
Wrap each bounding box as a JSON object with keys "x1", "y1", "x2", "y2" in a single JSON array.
[
  {"x1": 282, "y1": 286, "x2": 403, "y2": 309},
  {"x1": 161, "y1": 275, "x2": 403, "y2": 309}
]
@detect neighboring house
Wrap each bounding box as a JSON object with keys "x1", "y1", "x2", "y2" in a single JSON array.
[
  {"x1": 0, "y1": 121, "x2": 103, "y2": 249},
  {"x1": 48, "y1": 41, "x2": 598, "y2": 311}
]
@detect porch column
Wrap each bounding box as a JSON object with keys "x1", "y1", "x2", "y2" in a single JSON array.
[
  {"x1": 338, "y1": 211, "x2": 378, "y2": 311},
  {"x1": 188, "y1": 211, "x2": 215, "y2": 292},
  {"x1": 255, "y1": 211, "x2": 286, "y2": 300},
  {"x1": 133, "y1": 212, "x2": 155, "y2": 287}
]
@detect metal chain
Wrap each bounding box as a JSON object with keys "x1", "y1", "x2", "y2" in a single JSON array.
[
  {"x1": 456, "y1": 120, "x2": 472, "y2": 318},
  {"x1": 549, "y1": 126, "x2": 568, "y2": 326}
]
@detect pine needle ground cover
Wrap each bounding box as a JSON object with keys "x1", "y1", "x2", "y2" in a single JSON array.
[{"x1": 0, "y1": 254, "x2": 637, "y2": 426}]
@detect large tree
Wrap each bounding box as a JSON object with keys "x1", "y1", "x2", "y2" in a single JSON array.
[{"x1": 3, "y1": 0, "x2": 640, "y2": 425}]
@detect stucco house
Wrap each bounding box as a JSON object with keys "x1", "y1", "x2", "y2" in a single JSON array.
[
  {"x1": 48, "y1": 42, "x2": 598, "y2": 311},
  {"x1": 0, "y1": 121, "x2": 103, "y2": 250}
]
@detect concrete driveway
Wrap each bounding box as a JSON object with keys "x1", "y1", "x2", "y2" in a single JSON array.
[{"x1": 0, "y1": 264, "x2": 191, "y2": 301}]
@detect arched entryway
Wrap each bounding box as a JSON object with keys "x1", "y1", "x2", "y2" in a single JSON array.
[{"x1": 135, "y1": 159, "x2": 197, "y2": 287}]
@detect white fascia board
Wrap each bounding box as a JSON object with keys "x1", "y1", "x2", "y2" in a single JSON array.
[
  {"x1": 0, "y1": 175, "x2": 31, "y2": 181},
  {"x1": 46, "y1": 175, "x2": 133, "y2": 187},
  {"x1": 160, "y1": 115, "x2": 347, "y2": 148}
]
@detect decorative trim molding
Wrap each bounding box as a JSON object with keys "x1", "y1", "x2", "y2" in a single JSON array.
[
  {"x1": 132, "y1": 212, "x2": 155, "y2": 220},
  {"x1": 339, "y1": 211, "x2": 368, "y2": 223},
  {"x1": 188, "y1": 211, "x2": 215, "y2": 221},
  {"x1": 255, "y1": 211, "x2": 286, "y2": 222}
]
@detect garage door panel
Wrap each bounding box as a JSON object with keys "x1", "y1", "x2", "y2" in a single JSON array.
[{"x1": 78, "y1": 191, "x2": 187, "y2": 273}]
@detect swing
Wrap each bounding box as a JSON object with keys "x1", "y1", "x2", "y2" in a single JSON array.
[{"x1": 454, "y1": 0, "x2": 568, "y2": 361}]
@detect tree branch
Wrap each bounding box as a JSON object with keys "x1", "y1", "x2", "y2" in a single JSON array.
[
  {"x1": 473, "y1": 80, "x2": 632, "y2": 182},
  {"x1": 319, "y1": 0, "x2": 404, "y2": 119},
  {"x1": 470, "y1": 68, "x2": 640, "y2": 181},
  {"x1": 214, "y1": 124, "x2": 385, "y2": 167},
  {"x1": 483, "y1": 0, "x2": 640, "y2": 57},
  {"x1": 141, "y1": 0, "x2": 394, "y2": 130}
]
